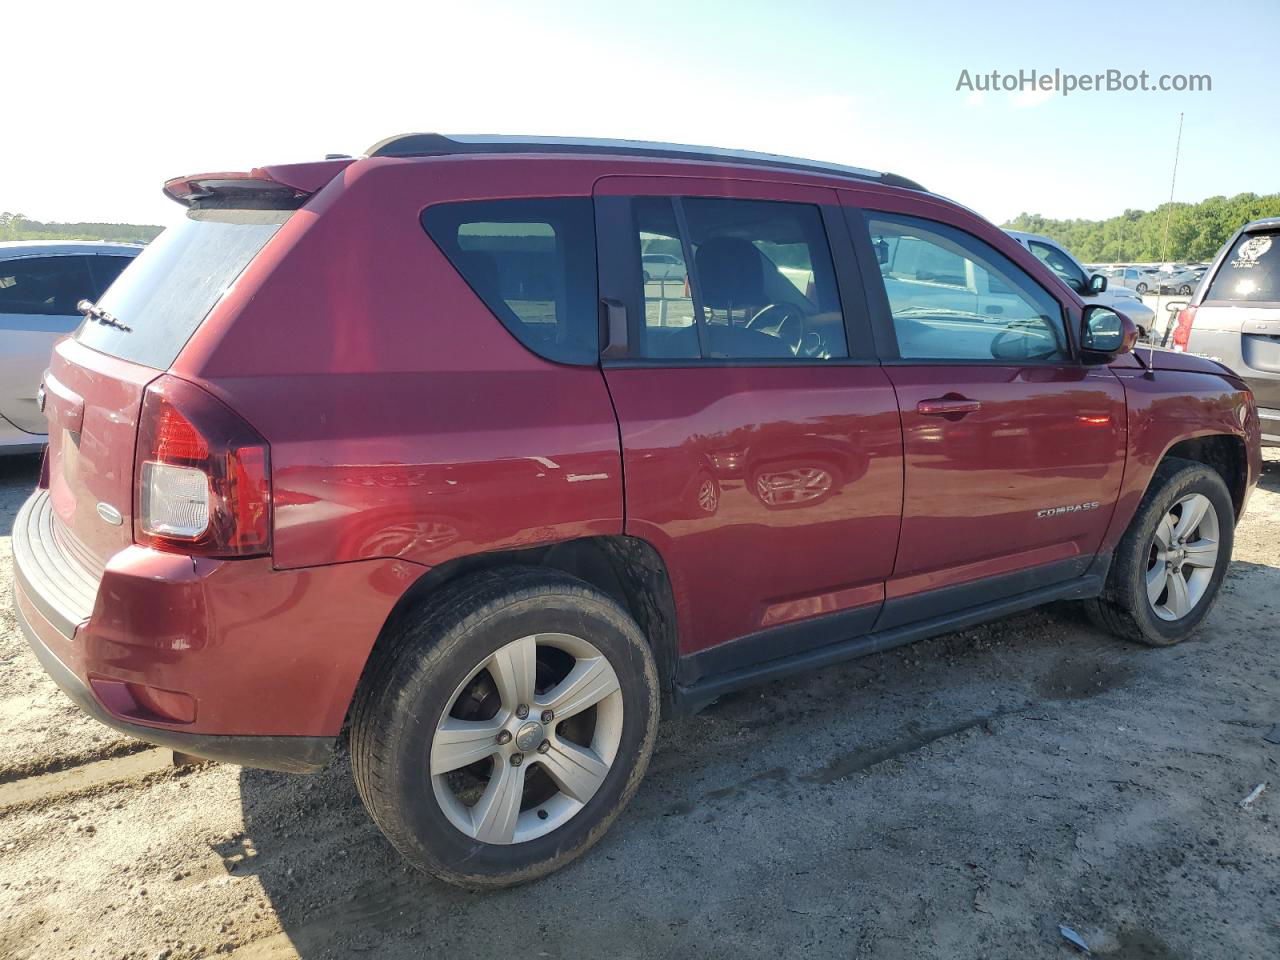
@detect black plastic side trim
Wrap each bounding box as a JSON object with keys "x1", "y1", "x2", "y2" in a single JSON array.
[
  {"x1": 677, "y1": 601, "x2": 880, "y2": 685},
  {"x1": 15, "y1": 594, "x2": 333, "y2": 775},
  {"x1": 674, "y1": 568, "x2": 1106, "y2": 714},
  {"x1": 874, "y1": 555, "x2": 1090, "y2": 632}
]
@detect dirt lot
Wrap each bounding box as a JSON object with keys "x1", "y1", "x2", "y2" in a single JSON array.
[{"x1": 2, "y1": 451, "x2": 1277, "y2": 960}]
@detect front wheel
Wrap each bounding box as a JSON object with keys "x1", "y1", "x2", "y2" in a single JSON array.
[
  {"x1": 1086, "y1": 458, "x2": 1234, "y2": 646},
  {"x1": 351, "y1": 568, "x2": 660, "y2": 888}
]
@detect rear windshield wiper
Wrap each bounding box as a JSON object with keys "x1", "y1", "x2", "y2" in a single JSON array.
[{"x1": 77, "y1": 299, "x2": 131, "y2": 332}]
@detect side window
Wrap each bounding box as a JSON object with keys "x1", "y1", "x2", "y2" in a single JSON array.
[
  {"x1": 867, "y1": 215, "x2": 1068, "y2": 363},
  {"x1": 1028, "y1": 239, "x2": 1087, "y2": 293},
  {"x1": 421, "y1": 198, "x2": 598, "y2": 365},
  {"x1": 0, "y1": 255, "x2": 95, "y2": 316},
  {"x1": 87, "y1": 255, "x2": 135, "y2": 300},
  {"x1": 632, "y1": 196, "x2": 849, "y2": 361}
]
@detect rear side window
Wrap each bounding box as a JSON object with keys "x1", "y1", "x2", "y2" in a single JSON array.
[
  {"x1": 422, "y1": 198, "x2": 598, "y2": 365},
  {"x1": 75, "y1": 209, "x2": 289, "y2": 369},
  {"x1": 0, "y1": 256, "x2": 95, "y2": 316},
  {"x1": 1205, "y1": 231, "x2": 1280, "y2": 302}
]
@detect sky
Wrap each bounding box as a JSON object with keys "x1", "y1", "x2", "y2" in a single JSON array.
[{"x1": 5, "y1": 0, "x2": 1277, "y2": 229}]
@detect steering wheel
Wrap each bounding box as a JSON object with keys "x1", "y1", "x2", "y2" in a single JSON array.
[{"x1": 746, "y1": 303, "x2": 807, "y2": 354}]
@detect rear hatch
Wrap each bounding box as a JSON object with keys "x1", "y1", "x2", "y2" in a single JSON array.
[
  {"x1": 42, "y1": 201, "x2": 295, "y2": 573},
  {"x1": 1191, "y1": 228, "x2": 1280, "y2": 410}
]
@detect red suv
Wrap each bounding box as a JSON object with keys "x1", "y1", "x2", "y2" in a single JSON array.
[{"x1": 12, "y1": 134, "x2": 1262, "y2": 888}]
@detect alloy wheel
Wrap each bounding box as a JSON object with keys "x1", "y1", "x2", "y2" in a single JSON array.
[
  {"x1": 1146, "y1": 492, "x2": 1220, "y2": 621},
  {"x1": 430, "y1": 633, "x2": 623, "y2": 844}
]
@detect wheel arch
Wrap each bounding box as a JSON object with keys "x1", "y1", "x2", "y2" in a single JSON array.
[
  {"x1": 1161, "y1": 433, "x2": 1249, "y2": 517},
  {"x1": 353, "y1": 536, "x2": 682, "y2": 722}
]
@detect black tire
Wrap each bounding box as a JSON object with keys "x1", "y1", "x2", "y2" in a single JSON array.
[
  {"x1": 350, "y1": 567, "x2": 660, "y2": 889},
  {"x1": 1085, "y1": 458, "x2": 1234, "y2": 646},
  {"x1": 1136, "y1": 283, "x2": 1148, "y2": 295},
  {"x1": 1179, "y1": 283, "x2": 1193, "y2": 295}
]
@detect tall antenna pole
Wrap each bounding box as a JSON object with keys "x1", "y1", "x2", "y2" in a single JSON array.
[{"x1": 1160, "y1": 113, "x2": 1184, "y2": 264}]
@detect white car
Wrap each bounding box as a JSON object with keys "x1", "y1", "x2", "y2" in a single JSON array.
[
  {"x1": 641, "y1": 252, "x2": 685, "y2": 281},
  {"x1": 1004, "y1": 231, "x2": 1157, "y2": 337},
  {"x1": 0, "y1": 241, "x2": 142, "y2": 453}
]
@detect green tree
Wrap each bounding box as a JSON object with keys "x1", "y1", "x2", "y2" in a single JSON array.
[{"x1": 1004, "y1": 192, "x2": 1280, "y2": 262}]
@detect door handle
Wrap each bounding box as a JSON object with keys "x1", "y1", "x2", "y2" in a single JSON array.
[
  {"x1": 917, "y1": 396, "x2": 981, "y2": 418},
  {"x1": 600, "y1": 298, "x2": 628, "y2": 359}
]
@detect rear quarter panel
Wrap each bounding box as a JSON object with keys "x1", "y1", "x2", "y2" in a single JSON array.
[{"x1": 170, "y1": 157, "x2": 625, "y2": 571}]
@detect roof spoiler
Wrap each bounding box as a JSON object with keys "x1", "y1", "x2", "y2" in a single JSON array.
[{"x1": 163, "y1": 159, "x2": 352, "y2": 209}]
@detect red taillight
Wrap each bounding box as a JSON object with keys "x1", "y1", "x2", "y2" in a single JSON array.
[
  {"x1": 1171, "y1": 305, "x2": 1198, "y2": 352},
  {"x1": 134, "y1": 375, "x2": 271, "y2": 558}
]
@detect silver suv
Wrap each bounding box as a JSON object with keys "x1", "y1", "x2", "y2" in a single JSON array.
[
  {"x1": 1173, "y1": 217, "x2": 1280, "y2": 445},
  {"x1": 0, "y1": 241, "x2": 141, "y2": 453}
]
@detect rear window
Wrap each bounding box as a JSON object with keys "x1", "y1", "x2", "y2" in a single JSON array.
[
  {"x1": 422, "y1": 198, "x2": 597, "y2": 365},
  {"x1": 74, "y1": 209, "x2": 289, "y2": 369},
  {"x1": 1205, "y1": 231, "x2": 1280, "y2": 303}
]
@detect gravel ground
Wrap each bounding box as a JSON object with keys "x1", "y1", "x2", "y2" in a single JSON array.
[{"x1": 1, "y1": 452, "x2": 1277, "y2": 960}]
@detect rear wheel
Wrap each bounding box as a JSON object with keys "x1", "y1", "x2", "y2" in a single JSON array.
[
  {"x1": 1086, "y1": 458, "x2": 1234, "y2": 646},
  {"x1": 351, "y1": 568, "x2": 660, "y2": 888}
]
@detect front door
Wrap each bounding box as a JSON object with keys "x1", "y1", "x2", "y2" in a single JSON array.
[
  {"x1": 594, "y1": 176, "x2": 904, "y2": 675},
  {"x1": 850, "y1": 206, "x2": 1125, "y2": 627}
]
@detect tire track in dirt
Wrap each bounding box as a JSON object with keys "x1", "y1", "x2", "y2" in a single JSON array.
[{"x1": 0, "y1": 747, "x2": 171, "y2": 813}]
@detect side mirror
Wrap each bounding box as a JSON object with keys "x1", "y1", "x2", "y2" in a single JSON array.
[
  {"x1": 873, "y1": 238, "x2": 889, "y2": 265},
  {"x1": 1088, "y1": 273, "x2": 1108, "y2": 294},
  {"x1": 1080, "y1": 305, "x2": 1138, "y2": 362}
]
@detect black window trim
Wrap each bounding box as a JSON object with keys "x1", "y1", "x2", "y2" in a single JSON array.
[
  {"x1": 848, "y1": 206, "x2": 1083, "y2": 366},
  {"x1": 596, "y1": 194, "x2": 880, "y2": 367}
]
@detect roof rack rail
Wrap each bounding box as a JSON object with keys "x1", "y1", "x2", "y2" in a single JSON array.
[{"x1": 364, "y1": 133, "x2": 926, "y2": 192}]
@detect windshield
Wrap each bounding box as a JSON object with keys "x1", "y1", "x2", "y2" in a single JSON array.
[{"x1": 74, "y1": 208, "x2": 290, "y2": 368}]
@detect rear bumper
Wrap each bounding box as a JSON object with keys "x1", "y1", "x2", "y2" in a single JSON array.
[
  {"x1": 14, "y1": 595, "x2": 333, "y2": 772},
  {"x1": 12, "y1": 489, "x2": 417, "y2": 773}
]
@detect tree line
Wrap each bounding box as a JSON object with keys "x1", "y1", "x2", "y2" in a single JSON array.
[
  {"x1": 1004, "y1": 192, "x2": 1280, "y2": 264},
  {"x1": 1, "y1": 212, "x2": 162, "y2": 244}
]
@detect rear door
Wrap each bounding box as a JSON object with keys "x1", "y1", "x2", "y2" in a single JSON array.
[
  {"x1": 847, "y1": 201, "x2": 1126, "y2": 626},
  {"x1": 595, "y1": 176, "x2": 904, "y2": 675},
  {"x1": 0, "y1": 254, "x2": 96, "y2": 433}
]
